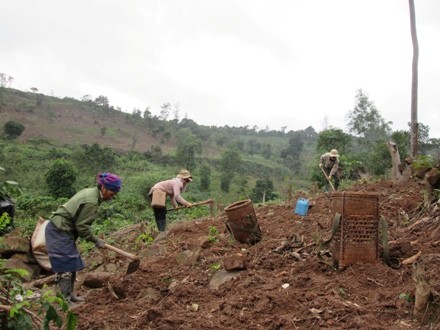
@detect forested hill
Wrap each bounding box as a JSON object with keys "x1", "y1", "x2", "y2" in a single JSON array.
[
  {"x1": 2, "y1": 86, "x2": 438, "y2": 193},
  {"x1": 0, "y1": 87, "x2": 320, "y2": 186},
  {"x1": 0, "y1": 87, "x2": 175, "y2": 153}
]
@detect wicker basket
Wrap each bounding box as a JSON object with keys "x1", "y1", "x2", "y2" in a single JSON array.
[
  {"x1": 331, "y1": 192, "x2": 379, "y2": 267},
  {"x1": 224, "y1": 199, "x2": 262, "y2": 245}
]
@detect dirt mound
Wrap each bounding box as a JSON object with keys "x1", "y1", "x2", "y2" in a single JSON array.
[{"x1": 71, "y1": 179, "x2": 440, "y2": 329}]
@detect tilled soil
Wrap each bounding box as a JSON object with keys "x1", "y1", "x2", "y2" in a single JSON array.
[{"x1": 72, "y1": 179, "x2": 440, "y2": 330}]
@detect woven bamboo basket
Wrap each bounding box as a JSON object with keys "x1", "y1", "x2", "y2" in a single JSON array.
[{"x1": 331, "y1": 192, "x2": 379, "y2": 267}]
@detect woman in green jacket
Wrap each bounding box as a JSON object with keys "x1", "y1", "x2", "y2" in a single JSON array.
[{"x1": 45, "y1": 172, "x2": 122, "y2": 302}]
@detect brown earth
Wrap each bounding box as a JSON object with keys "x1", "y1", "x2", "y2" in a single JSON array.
[{"x1": 70, "y1": 179, "x2": 440, "y2": 330}]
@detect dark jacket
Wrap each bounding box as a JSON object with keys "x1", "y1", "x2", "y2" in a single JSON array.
[{"x1": 50, "y1": 187, "x2": 101, "y2": 243}]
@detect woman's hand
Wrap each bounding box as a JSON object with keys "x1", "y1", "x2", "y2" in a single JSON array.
[{"x1": 95, "y1": 239, "x2": 106, "y2": 248}]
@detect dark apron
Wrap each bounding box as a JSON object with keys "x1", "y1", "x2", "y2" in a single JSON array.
[{"x1": 45, "y1": 221, "x2": 84, "y2": 272}]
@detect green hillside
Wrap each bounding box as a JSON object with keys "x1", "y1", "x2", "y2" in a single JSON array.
[
  {"x1": 0, "y1": 86, "x2": 324, "y2": 235},
  {"x1": 2, "y1": 86, "x2": 438, "y2": 236}
]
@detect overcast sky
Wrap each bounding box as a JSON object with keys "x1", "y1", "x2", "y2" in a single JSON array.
[{"x1": 1, "y1": 1, "x2": 439, "y2": 138}]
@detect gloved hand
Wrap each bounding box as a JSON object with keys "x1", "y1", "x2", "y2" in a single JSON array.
[
  {"x1": 319, "y1": 163, "x2": 323, "y2": 168},
  {"x1": 95, "y1": 239, "x2": 106, "y2": 249}
]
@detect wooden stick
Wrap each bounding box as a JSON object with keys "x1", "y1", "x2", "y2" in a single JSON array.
[
  {"x1": 167, "y1": 199, "x2": 213, "y2": 212},
  {"x1": 408, "y1": 217, "x2": 430, "y2": 231},
  {"x1": 25, "y1": 274, "x2": 57, "y2": 289},
  {"x1": 320, "y1": 167, "x2": 336, "y2": 191},
  {"x1": 104, "y1": 244, "x2": 139, "y2": 261},
  {"x1": 295, "y1": 242, "x2": 315, "y2": 253},
  {"x1": 402, "y1": 250, "x2": 422, "y2": 265}
]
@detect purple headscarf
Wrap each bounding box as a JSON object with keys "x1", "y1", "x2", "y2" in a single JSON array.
[{"x1": 96, "y1": 172, "x2": 122, "y2": 192}]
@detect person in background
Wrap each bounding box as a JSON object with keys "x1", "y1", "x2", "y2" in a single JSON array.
[
  {"x1": 319, "y1": 149, "x2": 340, "y2": 191},
  {"x1": 149, "y1": 169, "x2": 193, "y2": 232},
  {"x1": 45, "y1": 172, "x2": 122, "y2": 303}
]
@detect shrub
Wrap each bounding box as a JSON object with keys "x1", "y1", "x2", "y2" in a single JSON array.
[
  {"x1": 412, "y1": 155, "x2": 435, "y2": 169},
  {"x1": 45, "y1": 159, "x2": 77, "y2": 198},
  {"x1": 0, "y1": 166, "x2": 20, "y2": 235},
  {"x1": 3, "y1": 121, "x2": 25, "y2": 139},
  {"x1": 251, "y1": 178, "x2": 277, "y2": 203},
  {"x1": 15, "y1": 194, "x2": 64, "y2": 220},
  {"x1": 0, "y1": 264, "x2": 77, "y2": 329}
]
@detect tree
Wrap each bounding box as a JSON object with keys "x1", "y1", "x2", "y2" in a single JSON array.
[
  {"x1": 131, "y1": 135, "x2": 137, "y2": 152},
  {"x1": 159, "y1": 102, "x2": 171, "y2": 121},
  {"x1": 4, "y1": 121, "x2": 25, "y2": 139},
  {"x1": 408, "y1": 0, "x2": 419, "y2": 157},
  {"x1": 415, "y1": 122, "x2": 432, "y2": 154},
  {"x1": 199, "y1": 162, "x2": 211, "y2": 191},
  {"x1": 81, "y1": 94, "x2": 92, "y2": 102},
  {"x1": 94, "y1": 95, "x2": 109, "y2": 108},
  {"x1": 132, "y1": 108, "x2": 142, "y2": 119},
  {"x1": 346, "y1": 89, "x2": 392, "y2": 151},
  {"x1": 143, "y1": 145, "x2": 163, "y2": 162},
  {"x1": 261, "y1": 143, "x2": 272, "y2": 159},
  {"x1": 0, "y1": 73, "x2": 13, "y2": 87},
  {"x1": 246, "y1": 139, "x2": 261, "y2": 155},
  {"x1": 251, "y1": 178, "x2": 276, "y2": 203},
  {"x1": 163, "y1": 131, "x2": 172, "y2": 142},
  {"x1": 302, "y1": 126, "x2": 318, "y2": 142},
  {"x1": 45, "y1": 159, "x2": 77, "y2": 198},
  {"x1": 219, "y1": 143, "x2": 242, "y2": 192},
  {"x1": 280, "y1": 132, "x2": 303, "y2": 172},
  {"x1": 368, "y1": 143, "x2": 394, "y2": 176},
  {"x1": 316, "y1": 128, "x2": 351, "y2": 155},
  {"x1": 173, "y1": 103, "x2": 180, "y2": 121},
  {"x1": 390, "y1": 130, "x2": 410, "y2": 160},
  {"x1": 389, "y1": 122, "x2": 430, "y2": 160},
  {"x1": 347, "y1": 89, "x2": 398, "y2": 175},
  {"x1": 73, "y1": 144, "x2": 116, "y2": 173},
  {"x1": 175, "y1": 129, "x2": 202, "y2": 170},
  {"x1": 220, "y1": 172, "x2": 232, "y2": 193},
  {"x1": 143, "y1": 106, "x2": 152, "y2": 119},
  {"x1": 220, "y1": 143, "x2": 242, "y2": 174}
]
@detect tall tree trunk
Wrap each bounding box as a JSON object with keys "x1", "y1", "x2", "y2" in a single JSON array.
[{"x1": 409, "y1": 0, "x2": 419, "y2": 157}]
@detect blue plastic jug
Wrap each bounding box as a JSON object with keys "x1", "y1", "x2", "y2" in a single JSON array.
[{"x1": 294, "y1": 198, "x2": 309, "y2": 216}]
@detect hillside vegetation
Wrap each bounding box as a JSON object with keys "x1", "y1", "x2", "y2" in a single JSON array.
[
  {"x1": 0, "y1": 86, "x2": 439, "y2": 234},
  {"x1": 0, "y1": 86, "x2": 319, "y2": 191}
]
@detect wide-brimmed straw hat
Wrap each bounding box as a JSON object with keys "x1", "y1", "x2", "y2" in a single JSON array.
[
  {"x1": 329, "y1": 149, "x2": 339, "y2": 158},
  {"x1": 177, "y1": 169, "x2": 192, "y2": 181}
]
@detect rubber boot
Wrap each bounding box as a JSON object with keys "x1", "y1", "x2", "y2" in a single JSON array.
[
  {"x1": 70, "y1": 272, "x2": 85, "y2": 303},
  {"x1": 155, "y1": 218, "x2": 166, "y2": 232},
  {"x1": 153, "y1": 207, "x2": 167, "y2": 232},
  {"x1": 56, "y1": 272, "x2": 72, "y2": 301}
]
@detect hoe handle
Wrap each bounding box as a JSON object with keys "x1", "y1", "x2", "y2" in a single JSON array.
[
  {"x1": 104, "y1": 244, "x2": 139, "y2": 261},
  {"x1": 167, "y1": 199, "x2": 213, "y2": 212},
  {"x1": 320, "y1": 167, "x2": 336, "y2": 191}
]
